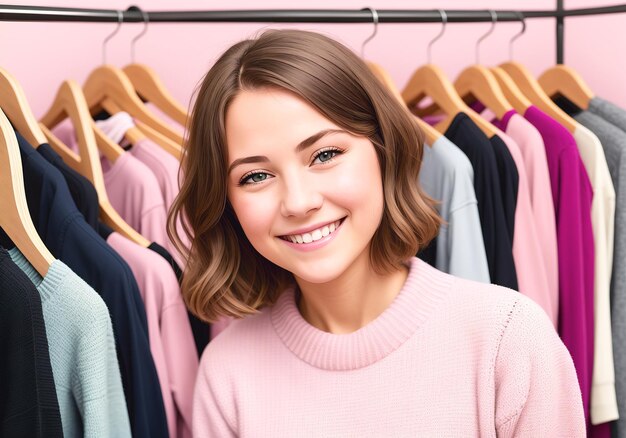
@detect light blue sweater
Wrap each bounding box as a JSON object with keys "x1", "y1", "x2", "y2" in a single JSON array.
[
  {"x1": 420, "y1": 136, "x2": 491, "y2": 283},
  {"x1": 9, "y1": 248, "x2": 131, "y2": 438}
]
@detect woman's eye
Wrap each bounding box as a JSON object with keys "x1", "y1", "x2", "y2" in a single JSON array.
[
  {"x1": 240, "y1": 172, "x2": 270, "y2": 185},
  {"x1": 312, "y1": 149, "x2": 340, "y2": 164}
]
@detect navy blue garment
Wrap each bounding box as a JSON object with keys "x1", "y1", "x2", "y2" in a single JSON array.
[
  {"x1": 0, "y1": 246, "x2": 63, "y2": 438},
  {"x1": 444, "y1": 113, "x2": 518, "y2": 290},
  {"x1": 37, "y1": 143, "x2": 99, "y2": 231},
  {"x1": 489, "y1": 135, "x2": 519, "y2": 242},
  {"x1": 13, "y1": 132, "x2": 168, "y2": 438}
]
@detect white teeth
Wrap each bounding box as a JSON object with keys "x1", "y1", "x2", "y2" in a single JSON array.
[{"x1": 284, "y1": 218, "x2": 343, "y2": 244}]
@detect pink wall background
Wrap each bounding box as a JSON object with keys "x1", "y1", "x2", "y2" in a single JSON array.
[{"x1": 0, "y1": 0, "x2": 622, "y2": 118}]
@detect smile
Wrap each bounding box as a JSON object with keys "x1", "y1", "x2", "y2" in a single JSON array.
[{"x1": 280, "y1": 218, "x2": 345, "y2": 244}]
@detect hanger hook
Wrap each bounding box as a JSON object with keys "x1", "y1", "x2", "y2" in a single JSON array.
[
  {"x1": 103, "y1": 10, "x2": 123, "y2": 65},
  {"x1": 509, "y1": 11, "x2": 526, "y2": 60},
  {"x1": 427, "y1": 9, "x2": 447, "y2": 64},
  {"x1": 360, "y1": 7, "x2": 379, "y2": 59},
  {"x1": 475, "y1": 10, "x2": 497, "y2": 64},
  {"x1": 129, "y1": 6, "x2": 149, "y2": 63}
]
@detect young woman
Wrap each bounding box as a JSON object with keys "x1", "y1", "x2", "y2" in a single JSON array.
[{"x1": 169, "y1": 29, "x2": 585, "y2": 437}]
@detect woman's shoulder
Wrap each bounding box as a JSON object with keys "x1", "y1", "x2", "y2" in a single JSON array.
[
  {"x1": 418, "y1": 260, "x2": 555, "y2": 338},
  {"x1": 198, "y1": 305, "x2": 277, "y2": 370}
]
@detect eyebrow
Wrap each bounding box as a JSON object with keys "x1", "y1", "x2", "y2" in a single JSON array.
[{"x1": 227, "y1": 128, "x2": 347, "y2": 175}]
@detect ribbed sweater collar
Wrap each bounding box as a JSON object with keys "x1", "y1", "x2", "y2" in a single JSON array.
[
  {"x1": 8, "y1": 248, "x2": 68, "y2": 303},
  {"x1": 270, "y1": 258, "x2": 453, "y2": 371}
]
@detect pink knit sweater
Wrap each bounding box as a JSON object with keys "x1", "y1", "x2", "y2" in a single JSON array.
[{"x1": 193, "y1": 258, "x2": 585, "y2": 437}]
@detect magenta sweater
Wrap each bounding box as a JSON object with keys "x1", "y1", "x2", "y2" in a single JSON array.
[{"x1": 193, "y1": 258, "x2": 585, "y2": 437}]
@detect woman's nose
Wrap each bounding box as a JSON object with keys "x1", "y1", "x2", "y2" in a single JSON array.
[{"x1": 279, "y1": 175, "x2": 324, "y2": 218}]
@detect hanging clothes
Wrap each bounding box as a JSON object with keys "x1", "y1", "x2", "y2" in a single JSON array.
[
  {"x1": 40, "y1": 132, "x2": 210, "y2": 357},
  {"x1": 52, "y1": 120, "x2": 171, "y2": 253},
  {"x1": 522, "y1": 105, "x2": 595, "y2": 428},
  {"x1": 419, "y1": 135, "x2": 490, "y2": 283},
  {"x1": 487, "y1": 134, "x2": 518, "y2": 240},
  {"x1": 584, "y1": 98, "x2": 626, "y2": 438},
  {"x1": 11, "y1": 131, "x2": 168, "y2": 438},
  {"x1": 103, "y1": 228, "x2": 197, "y2": 438},
  {"x1": 5, "y1": 246, "x2": 131, "y2": 438},
  {"x1": 443, "y1": 113, "x2": 518, "y2": 290},
  {"x1": 37, "y1": 143, "x2": 100, "y2": 230},
  {"x1": 96, "y1": 113, "x2": 191, "y2": 264},
  {"x1": 570, "y1": 124, "x2": 618, "y2": 428},
  {"x1": 568, "y1": 111, "x2": 622, "y2": 429},
  {"x1": 0, "y1": 246, "x2": 63, "y2": 438},
  {"x1": 494, "y1": 132, "x2": 553, "y2": 324},
  {"x1": 492, "y1": 111, "x2": 559, "y2": 323}
]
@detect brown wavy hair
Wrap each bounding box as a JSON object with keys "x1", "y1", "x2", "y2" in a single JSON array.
[{"x1": 168, "y1": 29, "x2": 441, "y2": 322}]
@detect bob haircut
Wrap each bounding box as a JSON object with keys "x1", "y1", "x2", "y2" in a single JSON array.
[{"x1": 168, "y1": 29, "x2": 441, "y2": 322}]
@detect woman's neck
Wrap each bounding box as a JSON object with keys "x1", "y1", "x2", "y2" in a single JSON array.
[{"x1": 295, "y1": 250, "x2": 409, "y2": 334}]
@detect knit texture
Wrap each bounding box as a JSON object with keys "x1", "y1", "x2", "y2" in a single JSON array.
[
  {"x1": 193, "y1": 258, "x2": 585, "y2": 437},
  {"x1": 8, "y1": 248, "x2": 131, "y2": 438},
  {"x1": 588, "y1": 97, "x2": 626, "y2": 437},
  {"x1": 0, "y1": 247, "x2": 63, "y2": 437},
  {"x1": 573, "y1": 110, "x2": 622, "y2": 426}
]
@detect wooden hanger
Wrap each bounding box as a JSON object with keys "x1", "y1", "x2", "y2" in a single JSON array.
[
  {"x1": 453, "y1": 10, "x2": 512, "y2": 120},
  {"x1": 41, "y1": 82, "x2": 124, "y2": 164},
  {"x1": 538, "y1": 65, "x2": 594, "y2": 110},
  {"x1": 490, "y1": 67, "x2": 531, "y2": 114},
  {"x1": 499, "y1": 62, "x2": 577, "y2": 132},
  {"x1": 366, "y1": 61, "x2": 440, "y2": 146},
  {"x1": 0, "y1": 67, "x2": 48, "y2": 147},
  {"x1": 123, "y1": 64, "x2": 188, "y2": 127},
  {"x1": 39, "y1": 80, "x2": 150, "y2": 247},
  {"x1": 82, "y1": 65, "x2": 184, "y2": 145},
  {"x1": 134, "y1": 119, "x2": 182, "y2": 160},
  {"x1": 0, "y1": 108, "x2": 54, "y2": 276},
  {"x1": 454, "y1": 65, "x2": 513, "y2": 120},
  {"x1": 402, "y1": 64, "x2": 498, "y2": 137},
  {"x1": 87, "y1": 79, "x2": 182, "y2": 158}
]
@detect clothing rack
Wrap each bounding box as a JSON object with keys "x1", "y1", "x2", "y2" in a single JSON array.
[{"x1": 0, "y1": 3, "x2": 625, "y2": 63}]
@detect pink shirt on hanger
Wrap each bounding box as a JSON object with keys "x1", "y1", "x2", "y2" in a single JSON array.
[
  {"x1": 96, "y1": 113, "x2": 190, "y2": 266},
  {"x1": 52, "y1": 119, "x2": 173, "y2": 252},
  {"x1": 493, "y1": 111, "x2": 559, "y2": 326},
  {"x1": 495, "y1": 132, "x2": 553, "y2": 324},
  {"x1": 107, "y1": 232, "x2": 197, "y2": 438}
]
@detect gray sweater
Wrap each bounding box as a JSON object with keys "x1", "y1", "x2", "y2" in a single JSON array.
[{"x1": 577, "y1": 100, "x2": 626, "y2": 435}]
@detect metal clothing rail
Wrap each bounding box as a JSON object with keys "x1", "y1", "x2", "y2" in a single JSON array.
[{"x1": 0, "y1": 3, "x2": 624, "y2": 62}]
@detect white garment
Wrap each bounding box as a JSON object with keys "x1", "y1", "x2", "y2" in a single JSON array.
[{"x1": 573, "y1": 124, "x2": 618, "y2": 424}]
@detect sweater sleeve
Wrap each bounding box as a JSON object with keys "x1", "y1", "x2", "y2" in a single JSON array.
[
  {"x1": 193, "y1": 346, "x2": 237, "y2": 437},
  {"x1": 494, "y1": 297, "x2": 585, "y2": 437}
]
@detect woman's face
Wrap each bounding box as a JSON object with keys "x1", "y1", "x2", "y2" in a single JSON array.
[{"x1": 226, "y1": 88, "x2": 384, "y2": 284}]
